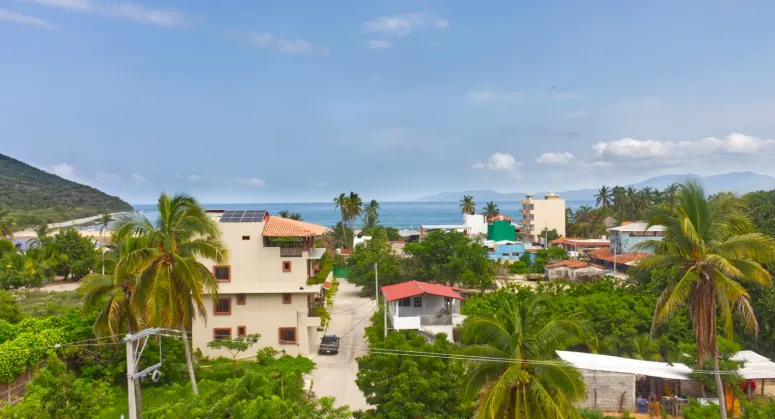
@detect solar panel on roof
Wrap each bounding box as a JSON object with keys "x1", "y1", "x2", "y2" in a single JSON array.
[{"x1": 219, "y1": 210, "x2": 266, "y2": 223}]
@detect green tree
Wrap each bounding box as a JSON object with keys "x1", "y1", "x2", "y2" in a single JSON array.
[
  {"x1": 333, "y1": 193, "x2": 350, "y2": 247},
  {"x1": 114, "y1": 193, "x2": 228, "y2": 395},
  {"x1": 347, "y1": 237, "x2": 403, "y2": 296},
  {"x1": 362, "y1": 199, "x2": 380, "y2": 229},
  {"x1": 278, "y1": 210, "x2": 303, "y2": 220},
  {"x1": 47, "y1": 229, "x2": 98, "y2": 280},
  {"x1": 575, "y1": 205, "x2": 593, "y2": 223},
  {"x1": 357, "y1": 330, "x2": 470, "y2": 418},
  {"x1": 334, "y1": 192, "x2": 362, "y2": 247},
  {"x1": 538, "y1": 228, "x2": 560, "y2": 242},
  {"x1": 663, "y1": 183, "x2": 680, "y2": 210},
  {"x1": 635, "y1": 181, "x2": 775, "y2": 419},
  {"x1": 206, "y1": 333, "x2": 261, "y2": 376},
  {"x1": 742, "y1": 190, "x2": 775, "y2": 238},
  {"x1": 0, "y1": 239, "x2": 14, "y2": 258},
  {"x1": 482, "y1": 201, "x2": 500, "y2": 218},
  {"x1": 460, "y1": 295, "x2": 589, "y2": 418},
  {"x1": 0, "y1": 207, "x2": 16, "y2": 238},
  {"x1": 26, "y1": 224, "x2": 50, "y2": 249},
  {"x1": 404, "y1": 230, "x2": 493, "y2": 291},
  {"x1": 628, "y1": 333, "x2": 662, "y2": 361},
  {"x1": 460, "y1": 195, "x2": 476, "y2": 215},
  {"x1": 595, "y1": 185, "x2": 612, "y2": 208},
  {"x1": 329, "y1": 221, "x2": 353, "y2": 250},
  {"x1": 362, "y1": 225, "x2": 401, "y2": 241},
  {"x1": 0, "y1": 290, "x2": 22, "y2": 323}
]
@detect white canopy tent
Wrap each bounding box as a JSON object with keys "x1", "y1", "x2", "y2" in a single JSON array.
[{"x1": 556, "y1": 350, "x2": 693, "y2": 380}]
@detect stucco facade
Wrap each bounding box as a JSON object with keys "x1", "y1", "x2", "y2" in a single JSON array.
[
  {"x1": 520, "y1": 191, "x2": 566, "y2": 243},
  {"x1": 192, "y1": 213, "x2": 327, "y2": 359}
]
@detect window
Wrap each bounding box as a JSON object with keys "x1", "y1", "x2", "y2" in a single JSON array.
[
  {"x1": 242, "y1": 235, "x2": 250, "y2": 240},
  {"x1": 278, "y1": 327, "x2": 296, "y2": 344},
  {"x1": 214, "y1": 297, "x2": 231, "y2": 315},
  {"x1": 282, "y1": 294, "x2": 292, "y2": 304},
  {"x1": 213, "y1": 328, "x2": 231, "y2": 341},
  {"x1": 237, "y1": 326, "x2": 246, "y2": 337},
  {"x1": 213, "y1": 265, "x2": 231, "y2": 282},
  {"x1": 398, "y1": 297, "x2": 411, "y2": 307},
  {"x1": 413, "y1": 296, "x2": 422, "y2": 308},
  {"x1": 282, "y1": 261, "x2": 292, "y2": 272},
  {"x1": 237, "y1": 294, "x2": 246, "y2": 305}
]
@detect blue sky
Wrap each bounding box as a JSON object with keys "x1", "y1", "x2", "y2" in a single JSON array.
[{"x1": 3, "y1": 0, "x2": 775, "y2": 203}]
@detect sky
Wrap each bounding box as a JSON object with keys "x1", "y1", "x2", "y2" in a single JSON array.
[{"x1": 3, "y1": 0, "x2": 775, "y2": 203}]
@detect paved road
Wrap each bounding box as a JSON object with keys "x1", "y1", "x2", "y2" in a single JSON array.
[{"x1": 309, "y1": 279, "x2": 372, "y2": 412}]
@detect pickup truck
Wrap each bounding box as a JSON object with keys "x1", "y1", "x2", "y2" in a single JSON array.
[{"x1": 318, "y1": 334, "x2": 340, "y2": 355}]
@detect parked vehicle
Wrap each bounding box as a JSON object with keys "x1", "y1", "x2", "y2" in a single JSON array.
[{"x1": 319, "y1": 334, "x2": 340, "y2": 355}]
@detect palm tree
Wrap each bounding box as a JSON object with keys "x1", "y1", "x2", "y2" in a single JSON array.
[
  {"x1": 625, "y1": 186, "x2": 637, "y2": 219},
  {"x1": 628, "y1": 334, "x2": 662, "y2": 361},
  {"x1": 114, "y1": 193, "x2": 228, "y2": 395},
  {"x1": 575, "y1": 205, "x2": 593, "y2": 223},
  {"x1": 27, "y1": 224, "x2": 50, "y2": 248},
  {"x1": 612, "y1": 186, "x2": 626, "y2": 213},
  {"x1": 663, "y1": 183, "x2": 679, "y2": 209},
  {"x1": 460, "y1": 195, "x2": 476, "y2": 215},
  {"x1": 0, "y1": 207, "x2": 16, "y2": 238},
  {"x1": 482, "y1": 201, "x2": 500, "y2": 219},
  {"x1": 362, "y1": 199, "x2": 380, "y2": 229},
  {"x1": 346, "y1": 191, "x2": 363, "y2": 229},
  {"x1": 333, "y1": 193, "x2": 351, "y2": 248},
  {"x1": 81, "y1": 234, "x2": 145, "y2": 412},
  {"x1": 460, "y1": 296, "x2": 589, "y2": 418},
  {"x1": 635, "y1": 181, "x2": 775, "y2": 419},
  {"x1": 278, "y1": 210, "x2": 302, "y2": 220},
  {"x1": 595, "y1": 185, "x2": 613, "y2": 208}
]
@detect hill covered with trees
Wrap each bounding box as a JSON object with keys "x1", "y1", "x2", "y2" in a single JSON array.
[{"x1": 0, "y1": 154, "x2": 132, "y2": 227}]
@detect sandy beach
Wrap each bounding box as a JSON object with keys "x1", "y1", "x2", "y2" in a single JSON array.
[{"x1": 13, "y1": 211, "x2": 132, "y2": 241}]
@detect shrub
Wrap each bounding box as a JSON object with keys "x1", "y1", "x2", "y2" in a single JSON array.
[
  {"x1": 683, "y1": 399, "x2": 721, "y2": 419},
  {"x1": 580, "y1": 408, "x2": 605, "y2": 419},
  {"x1": 742, "y1": 400, "x2": 775, "y2": 418}
]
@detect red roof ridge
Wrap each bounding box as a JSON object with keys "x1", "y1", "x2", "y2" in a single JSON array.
[{"x1": 415, "y1": 280, "x2": 426, "y2": 293}]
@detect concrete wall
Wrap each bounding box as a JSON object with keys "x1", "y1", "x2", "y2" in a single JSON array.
[
  {"x1": 578, "y1": 370, "x2": 636, "y2": 412},
  {"x1": 192, "y1": 292, "x2": 320, "y2": 358},
  {"x1": 522, "y1": 196, "x2": 566, "y2": 243},
  {"x1": 611, "y1": 230, "x2": 664, "y2": 254},
  {"x1": 463, "y1": 214, "x2": 488, "y2": 236}
]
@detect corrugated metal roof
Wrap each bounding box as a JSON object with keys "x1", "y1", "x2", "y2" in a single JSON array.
[
  {"x1": 380, "y1": 280, "x2": 464, "y2": 302},
  {"x1": 731, "y1": 351, "x2": 775, "y2": 379},
  {"x1": 556, "y1": 351, "x2": 693, "y2": 380}
]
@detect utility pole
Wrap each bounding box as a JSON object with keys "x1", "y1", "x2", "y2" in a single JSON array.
[
  {"x1": 374, "y1": 263, "x2": 378, "y2": 311},
  {"x1": 383, "y1": 293, "x2": 387, "y2": 338},
  {"x1": 125, "y1": 334, "x2": 137, "y2": 419}
]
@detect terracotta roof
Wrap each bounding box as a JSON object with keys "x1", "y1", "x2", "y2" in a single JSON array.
[
  {"x1": 380, "y1": 280, "x2": 464, "y2": 302},
  {"x1": 587, "y1": 248, "x2": 650, "y2": 264},
  {"x1": 489, "y1": 215, "x2": 514, "y2": 222},
  {"x1": 262, "y1": 216, "x2": 328, "y2": 237},
  {"x1": 545, "y1": 260, "x2": 605, "y2": 270},
  {"x1": 551, "y1": 237, "x2": 610, "y2": 247}
]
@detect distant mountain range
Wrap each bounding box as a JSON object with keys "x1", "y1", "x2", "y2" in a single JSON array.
[
  {"x1": 416, "y1": 172, "x2": 775, "y2": 202},
  {"x1": 0, "y1": 153, "x2": 133, "y2": 227}
]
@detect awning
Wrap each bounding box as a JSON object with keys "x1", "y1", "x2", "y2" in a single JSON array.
[
  {"x1": 731, "y1": 351, "x2": 775, "y2": 380},
  {"x1": 556, "y1": 351, "x2": 693, "y2": 380}
]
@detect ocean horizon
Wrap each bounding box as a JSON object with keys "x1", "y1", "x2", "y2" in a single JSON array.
[{"x1": 128, "y1": 200, "x2": 595, "y2": 230}]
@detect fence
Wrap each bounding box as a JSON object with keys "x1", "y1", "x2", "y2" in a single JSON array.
[{"x1": 1, "y1": 382, "x2": 28, "y2": 406}]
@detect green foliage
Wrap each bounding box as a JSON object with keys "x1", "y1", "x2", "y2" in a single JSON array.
[
  {"x1": 683, "y1": 399, "x2": 721, "y2": 419},
  {"x1": 742, "y1": 190, "x2": 775, "y2": 238},
  {"x1": 0, "y1": 291, "x2": 22, "y2": 323},
  {"x1": 47, "y1": 229, "x2": 98, "y2": 280},
  {"x1": 508, "y1": 260, "x2": 529, "y2": 274},
  {"x1": 16, "y1": 290, "x2": 81, "y2": 318},
  {"x1": 0, "y1": 240, "x2": 14, "y2": 257},
  {"x1": 403, "y1": 230, "x2": 493, "y2": 290},
  {"x1": 362, "y1": 225, "x2": 401, "y2": 241},
  {"x1": 1, "y1": 356, "x2": 111, "y2": 419},
  {"x1": 356, "y1": 330, "x2": 471, "y2": 419},
  {"x1": 207, "y1": 334, "x2": 262, "y2": 376},
  {"x1": 0, "y1": 153, "x2": 132, "y2": 228},
  {"x1": 347, "y1": 238, "x2": 403, "y2": 296},
  {"x1": 742, "y1": 401, "x2": 775, "y2": 418},
  {"x1": 539, "y1": 227, "x2": 561, "y2": 242}
]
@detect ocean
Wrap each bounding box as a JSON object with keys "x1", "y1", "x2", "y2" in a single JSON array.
[{"x1": 128, "y1": 200, "x2": 595, "y2": 230}]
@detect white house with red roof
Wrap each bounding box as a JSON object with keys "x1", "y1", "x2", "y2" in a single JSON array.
[{"x1": 380, "y1": 280, "x2": 466, "y2": 342}]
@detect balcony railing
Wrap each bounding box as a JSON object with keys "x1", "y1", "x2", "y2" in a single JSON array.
[{"x1": 280, "y1": 247, "x2": 304, "y2": 257}]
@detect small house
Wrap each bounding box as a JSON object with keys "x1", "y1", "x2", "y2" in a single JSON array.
[
  {"x1": 544, "y1": 260, "x2": 604, "y2": 283},
  {"x1": 381, "y1": 281, "x2": 466, "y2": 342}
]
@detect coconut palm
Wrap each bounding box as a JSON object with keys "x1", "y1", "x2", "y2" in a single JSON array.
[
  {"x1": 482, "y1": 201, "x2": 500, "y2": 219},
  {"x1": 27, "y1": 224, "x2": 50, "y2": 248},
  {"x1": 628, "y1": 334, "x2": 662, "y2": 361},
  {"x1": 0, "y1": 207, "x2": 16, "y2": 238},
  {"x1": 595, "y1": 185, "x2": 613, "y2": 208},
  {"x1": 460, "y1": 195, "x2": 476, "y2": 215},
  {"x1": 333, "y1": 193, "x2": 351, "y2": 248},
  {"x1": 663, "y1": 183, "x2": 679, "y2": 209},
  {"x1": 346, "y1": 192, "x2": 363, "y2": 228},
  {"x1": 612, "y1": 186, "x2": 626, "y2": 213},
  {"x1": 625, "y1": 186, "x2": 638, "y2": 219},
  {"x1": 362, "y1": 199, "x2": 380, "y2": 229},
  {"x1": 114, "y1": 193, "x2": 228, "y2": 395},
  {"x1": 635, "y1": 181, "x2": 775, "y2": 419},
  {"x1": 278, "y1": 210, "x2": 303, "y2": 220},
  {"x1": 80, "y1": 234, "x2": 146, "y2": 412},
  {"x1": 575, "y1": 205, "x2": 593, "y2": 223},
  {"x1": 460, "y1": 296, "x2": 589, "y2": 418}
]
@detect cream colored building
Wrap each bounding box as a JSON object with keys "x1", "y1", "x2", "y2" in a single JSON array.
[
  {"x1": 520, "y1": 191, "x2": 566, "y2": 243},
  {"x1": 191, "y1": 210, "x2": 330, "y2": 359}
]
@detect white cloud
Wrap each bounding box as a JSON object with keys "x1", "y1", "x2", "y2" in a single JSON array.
[
  {"x1": 237, "y1": 178, "x2": 266, "y2": 186},
  {"x1": 26, "y1": 0, "x2": 188, "y2": 27},
  {"x1": 471, "y1": 152, "x2": 522, "y2": 179},
  {"x1": 593, "y1": 133, "x2": 775, "y2": 160},
  {"x1": 536, "y1": 152, "x2": 575, "y2": 165},
  {"x1": 469, "y1": 89, "x2": 525, "y2": 103},
  {"x1": 361, "y1": 12, "x2": 447, "y2": 37},
  {"x1": 187, "y1": 174, "x2": 202, "y2": 181},
  {"x1": 367, "y1": 40, "x2": 391, "y2": 49},
  {"x1": 51, "y1": 163, "x2": 77, "y2": 180},
  {"x1": 131, "y1": 173, "x2": 148, "y2": 184},
  {"x1": 229, "y1": 30, "x2": 327, "y2": 55},
  {"x1": 0, "y1": 8, "x2": 56, "y2": 29}
]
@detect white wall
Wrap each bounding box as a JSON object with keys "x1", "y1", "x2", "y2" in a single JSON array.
[
  {"x1": 463, "y1": 214, "x2": 488, "y2": 235},
  {"x1": 391, "y1": 314, "x2": 421, "y2": 330}
]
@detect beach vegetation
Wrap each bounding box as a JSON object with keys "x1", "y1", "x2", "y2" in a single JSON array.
[
  {"x1": 482, "y1": 201, "x2": 499, "y2": 218},
  {"x1": 459, "y1": 195, "x2": 476, "y2": 215}
]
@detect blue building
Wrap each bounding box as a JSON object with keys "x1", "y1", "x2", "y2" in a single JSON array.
[
  {"x1": 609, "y1": 222, "x2": 666, "y2": 254},
  {"x1": 485, "y1": 241, "x2": 526, "y2": 262}
]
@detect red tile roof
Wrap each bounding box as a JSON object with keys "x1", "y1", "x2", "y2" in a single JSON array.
[
  {"x1": 545, "y1": 260, "x2": 604, "y2": 270},
  {"x1": 587, "y1": 248, "x2": 650, "y2": 264},
  {"x1": 380, "y1": 280, "x2": 464, "y2": 302},
  {"x1": 262, "y1": 216, "x2": 328, "y2": 237},
  {"x1": 489, "y1": 215, "x2": 514, "y2": 222},
  {"x1": 551, "y1": 238, "x2": 610, "y2": 247}
]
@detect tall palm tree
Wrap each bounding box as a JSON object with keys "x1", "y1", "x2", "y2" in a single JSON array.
[
  {"x1": 628, "y1": 334, "x2": 662, "y2": 361},
  {"x1": 346, "y1": 191, "x2": 363, "y2": 229},
  {"x1": 0, "y1": 207, "x2": 16, "y2": 238},
  {"x1": 635, "y1": 181, "x2": 775, "y2": 419},
  {"x1": 460, "y1": 296, "x2": 589, "y2": 418},
  {"x1": 625, "y1": 186, "x2": 638, "y2": 219},
  {"x1": 333, "y1": 193, "x2": 351, "y2": 248},
  {"x1": 612, "y1": 186, "x2": 626, "y2": 213},
  {"x1": 663, "y1": 183, "x2": 679, "y2": 209},
  {"x1": 114, "y1": 193, "x2": 228, "y2": 395},
  {"x1": 575, "y1": 205, "x2": 593, "y2": 223},
  {"x1": 595, "y1": 185, "x2": 613, "y2": 208},
  {"x1": 482, "y1": 201, "x2": 500, "y2": 219},
  {"x1": 460, "y1": 195, "x2": 476, "y2": 215},
  {"x1": 27, "y1": 224, "x2": 50, "y2": 248},
  {"x1": 81, "y1": 234, "x2": 145, "y2": 413},
  {"x1": 362, "y1": 199, "x2": 380, "y2": 229}
]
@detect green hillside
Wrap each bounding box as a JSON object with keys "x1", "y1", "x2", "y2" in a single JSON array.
[{"x1": 0, "y1": 153, "x2": 133, "y2": 228}]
